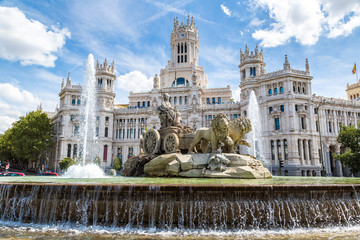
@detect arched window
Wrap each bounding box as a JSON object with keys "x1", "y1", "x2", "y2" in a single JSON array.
[
  {"x1": 177, "y1": 44, "x2": 180, "y2": 54},
  {"x1": 67, "y1": 144, "x2": 72, "y2": 158},
  {"x1": 280, "y1": 105, "x2": 284, "y2": 112},
  {"x1": 329, "y1": 121, "x2": 332, "y2": 132},
  {"x1": 96, "y1": 127, "x2": 99, "y2": 137},
  {"x1": 280, "y1": 86, "x2": 284, "y2": 93},
  {"x1": 303, "y1": 87, "x2": 305, "y2": 94},
  {"x1": 73, "y1": 144, "x2": 78, "y2": 157},
  {"x1": 303, "y1": 139, "x2": 307, "y2": 160},
  {"x1": 184, "y1": 43, "x2": 187, "y2": 53},
  {"x1": 103, "y1": 145, "x2": 108, "y2": 162},
  {"x1": 269, "y1": 107, "x2": 273, "y2": 113},
  {"x1": 277, "y1": 140, "x2": 282, "y2": 160},
  {"x1": 308, "y1": 140, "x2": 312, "y2": 161},
  {"x1": 218, "y1": 97, "x2": 221, "y2": 104},
  {"x1": 174, "y1": 97, "x2": 177, "y2": 104},
  {"x1": 185, "y1": 96, "x2": 188, "y2": 104},
  {"x1": 105, "y1": 127, "x2": 108, "y2": 137},
  {"x1": 181, "y1": 43, "x2": 183, "y2": 53},
  {"x1": 77, "y1": 99, "x2": 80, "y2": 105},
  {"x1": 269, "y1": 89, "x2": 272, "y2": 95},
  {"x1": 274, "y1": 88, "x2": 278, "y2": 94},
  {"x1": 275, "y1": 118, "x2": 280, "y2": 130},
  {"x1": 177, "y1": 55, "x2": 180, "y2": 63},
  {"x1": 283, "y1": 139, "x2": 288, "y2": 160},
  {"x1": 271, "y1": 140, "x2": 275, "y2": 160},
  {"x1": 212, "y1": 97, "x2": 216, "y2": 104},
  {"x1": 72, "y1": 99, "x2": 76, "y2": 105}
]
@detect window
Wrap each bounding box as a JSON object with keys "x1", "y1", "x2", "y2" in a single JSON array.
[
  {"x1": 295, "y1": 105, "x2": 298, "y2": 111},
  {"x1": 329, "y1": 121, "x2": 332, "y2": 133},
  {"x1": 74, "y1": 125, "x2": 79, "y2": 136},
  {"x1": 184, "y1": 55, "x2": 187, "y2": 62},
  {"x1": 274, "y1": 88, "x2": 278, "y2": 94},
  {"x1": 184, "y1": 43, "x2": 187, "y2": 53},
  {"x1": 280, "y1": 86, "x2": 284, "y2": 93},
  {"x1": 218, "y1": 97, "x2": 221, "y2": 104},
  {"x1": 303, "y1": 140, "x2": 307, "y2": 160},
  {"x1": 130, "y1": 129, "x2": 133, "y2": 139},
  {"x1": 212, "y1": 97, "x2": 216, "y2": 104},
  {"x1": 77, "y1": 99, "x2": 81, "y2": 105},
  {"x1": 177, "y1": 56, "x2": 180, "y2": 63},
  {"x1": 96, "y1": 127, "x2": 99, "y2": 137},
  {"x1": 119, "y1": 129, "x2": 122, "y2": 139},
  {"x1": 103, "y1": 145, "x2": 108, "y2": 162},
  {"x1": 269, "y1": 89, "x2": 272, "y2": 95},
  {"x1": 142, "y1": 101, "x2": 145, "y2": 107},
  {"x1": 107, "y1": 79, "x2": 111, "y2": 88},
  {"x1": 98, "y1": 79, "x2": 103, "y2": 87},
  {"x1": 271, "y1": 140, "x2": 275, "y2": 160},
  {"x1": 105, "y1": 127, "x2": 108, "y2": 137},
  {"x1": 147, "y1": 101, "x2": 150, "y2": 107},
  {"x1": 206, "y1": 98, "x2": 210, "y2": 104},
  {"x1": 73, "y1": 144, "x2": 78, "y2": 157},
  {"x1": 269, "y1": 107, "x2": 273, "y2": 113},
  {"x1": 308, "y1": 140, "x2": 312, "y2": 161},
  {"x1": 284, "y1": 139, "x2": 288, "y2": 160},
  {"x1": 234, "y1": 114, "x2": 238, "y2": 119},
  {"x1": 72, "y1": 99, "x2": 76, "y2": 105},
  {"x1": 301, "y1": 117, "x2": 305, "y2": 129},
  {"x1": 105, "y1": 117, "x2": 109, "y2": 121},
  {"x1": 177, "y1": 44, "x2": 180, "y2": 54},
  {"x1": 275, "y1": 118, "x2": 280, "y2": 130},
  {"x1": 277, "y1": 140, "x2": 282, "y2": 161},
  {"x1": 67, "y1": 144, "x2": 71, "y2": 158},
  {"x1": 71, "y1": 115, "x2": 75, "y2": 121},
  {"x1": 250, "y1": 67, "x2": 256, "y2": 76},
  {"x1": 117, "y1": 147, "x2": 122, "y2": 160},
  {"x1": 315, "y1": 121, "x2": 319, "y2": 132},
  {"x1": 314, "y1": 108, "x2": 318, "y2": 114},
  {"x1": 174, "y1": 97, "x2": 177, "y2": 104},
  {"x1": 185, "y1": 96, "x2": 188, "y2": 104},
  {"x1": 179, "y1": 96, "x2": 182, "y2": 105},
  {"x1": 280, "y1": 105, "x2": 284, "y2": 112},
  {"x1": 293, "y1": 86, "x2": 296, "y2": 92},
  {"x1": 137, "y1": 102, "x2": 140, "y2": 108},
  {"x1": 128, "y1": 147, "x2": 134, "y2": 158}
]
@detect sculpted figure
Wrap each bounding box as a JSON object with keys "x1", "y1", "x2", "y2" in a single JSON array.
[
  {"x1": 228, "y1": 116, "x2": 252, "y2": 149},
  {"x1": 157, "y1": 93, "x2": 182, "y2": 128},
  {"x1": 207, "y1": 154, "x2": 231, "y2": 172},
  {"x1": 188, "y1": 113, "x2": 234, "y2": 153}
]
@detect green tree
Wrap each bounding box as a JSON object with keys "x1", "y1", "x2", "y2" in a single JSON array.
[
  {"x1": 0, "y1": 110, "x2": 54, "y2": 167},
  {"x1": 334, "y1": 125, "x2": 360, "y2": 175},
  {"x1": 112, "y1": 157, "x2": 122, "y2": 171},
  {"x1": 59, "y1": 157, "x2": 77, "y2": 171}
]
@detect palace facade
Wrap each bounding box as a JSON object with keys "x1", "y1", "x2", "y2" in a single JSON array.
[{"x1": 50, "y1": 16, "x2": 360, "y2": 176}]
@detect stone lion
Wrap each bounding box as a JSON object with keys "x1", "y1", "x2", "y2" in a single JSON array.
[
  {"x1": 188, "y1": 113, "x2": 234, "y2": 153},
  {"x1": 229, "y1": 116, "x2": 252, "y2": 148}
]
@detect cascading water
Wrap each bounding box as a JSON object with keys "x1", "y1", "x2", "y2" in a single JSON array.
[
  {"x1": 63, "y1": 54, "x2": 105, "y2": 178},
  {"x1": 247, "y1": 90, "x2": 269, "y2": 169}
]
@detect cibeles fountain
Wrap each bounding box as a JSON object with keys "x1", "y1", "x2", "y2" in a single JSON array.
[
  {"x1": 123, "y1": 93, "x2": 272, "y2": 179},
  {"x1": 1, "y1": 56, "x2": 360, "y2": 239}
]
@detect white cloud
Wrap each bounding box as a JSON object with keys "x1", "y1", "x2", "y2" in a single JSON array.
[
  {"x1": 221, "y1": 3, "x2": 232, "y2": 17},
  {"x1": 0, "y1": 83, "x2": 41, "y2": 133},
  {"x1": 250, "y1": 0, "x2": 360, "y2": 47},
  {"x1": 202, "y1": 45, "x2": 238, "y2": 68},
  {"x1": 117, "y1": 71, "x2": 153, "y2": 92},
  {"x1": 232, "y1": 88, "x2": 241, "y2": 102},
  {"x1": 0, "y1": 6, "x2": 70, "y2": 67}
]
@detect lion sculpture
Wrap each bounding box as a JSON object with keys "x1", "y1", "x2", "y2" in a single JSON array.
[
  {"x1": 188, "y1": 113, "x2": 234, "y2": 153},
  {"x1": 188, "y1": 115, "x2": 252, "y2": 154}
]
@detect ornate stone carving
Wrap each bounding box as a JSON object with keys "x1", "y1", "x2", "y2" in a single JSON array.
[
  {"x1": 207, "y1": 154, "x2": 230, "y2": 172},
  {"x1": 188, "y1": 113, "x2": 234, "y2": 153},
  {"x1": 157, "y1": 93, "x2": 182, "y2": 129}
]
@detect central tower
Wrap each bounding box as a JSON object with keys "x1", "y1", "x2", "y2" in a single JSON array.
[{"x1": 160, "y1": 16, "x2": 208, "y2": 88}]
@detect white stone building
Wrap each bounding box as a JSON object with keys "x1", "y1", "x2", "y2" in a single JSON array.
[{"x1": 51, "y1": 16, "x2": 360, "y2": 176}]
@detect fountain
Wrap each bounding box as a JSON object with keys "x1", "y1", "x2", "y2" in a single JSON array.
[
  {"x1": 63, "y1": 54, "x2": 105, "y2": 178},
  {"x1": 1, "y1": 58, "x2": 360, "y2": 239},
  {"x1": 247, "y1": 90, "x2": 268, "y2": 169}
]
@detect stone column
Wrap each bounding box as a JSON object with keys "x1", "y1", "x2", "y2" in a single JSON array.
[
  {"x1": 304, "y1": 140, "x2": 310, "y2": 165},
  {"x1": 335, "y1": 145, "x2": 343, "y2": 177},
  {"x1": 299, "y1": 139, "x2": 303, "y2": 165},
  {"x1": 124, "y1": 120, "x2": 128, "y2": 140}
]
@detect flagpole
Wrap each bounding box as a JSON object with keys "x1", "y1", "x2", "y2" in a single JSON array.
[{"x1": 356, "y1": 62, "x2": 359, "y2": 82}]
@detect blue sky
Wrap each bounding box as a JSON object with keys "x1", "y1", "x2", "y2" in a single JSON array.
[{"x1": 0, "y1": 0, "x2": 360, "y2": 133}]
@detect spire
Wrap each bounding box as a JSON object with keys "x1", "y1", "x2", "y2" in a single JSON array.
[
  {"x1": 153, "y1": 74, "x2": 159, "y2": 89},
  {"x1": 66, "y1": 72, "x2": 71, "y2": 86},
  {"x1": 104, "y1": 58, "x2": 108, "y2": 67},
  {"x1": 305, "y1": 58, "x2": 309, "y2": 73},
  {"x1": 61, "y1": 78, "x2": 65, "y2": 89},
  {"x1": 96, "y1": 58, "x2": 99, "y2": 70},
  {"x1": 283, "y1": 55, "x2": 290, "y2": 70},
  {"x1": 187, "y1": 15, "x2": 190, "y2": 26},
  {"x1": 37, "y1": 102, "x2": 42, "y2": 111}
]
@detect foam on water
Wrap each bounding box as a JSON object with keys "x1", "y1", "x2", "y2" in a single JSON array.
[{"x1": 62, "y1": 164, "x2": 106, "y2": 178}]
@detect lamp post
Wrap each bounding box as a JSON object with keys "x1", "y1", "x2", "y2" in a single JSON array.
[{"x1": 312, "y1": 99, "x2": 327, "y2": 176}]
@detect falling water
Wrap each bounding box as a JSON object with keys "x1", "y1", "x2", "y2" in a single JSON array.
[
  {"x1": 247, "y1": 90, "x2": 268, "y2": 168},
  {"x1": 64, "y1": 54, "x2": 105, "y2": 178},
  {"x1": 79, "y1": 54, "x2": 98, "y2": 165}
]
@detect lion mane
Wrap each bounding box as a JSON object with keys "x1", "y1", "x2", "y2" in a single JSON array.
[{"x1": 210, "y1": 113, "x2": 231, "y2": 142}]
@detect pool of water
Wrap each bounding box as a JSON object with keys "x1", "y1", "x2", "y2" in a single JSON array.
[
  {"x1": 0, "y1": 224, "x2": 360, "y2": 240},
  {"x1": 0, "y1": 176, "x2": 360, "y2": 185}
]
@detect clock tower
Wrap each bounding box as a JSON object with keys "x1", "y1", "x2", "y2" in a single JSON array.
[{"x1": 159, "y1": 15, "x2": 208, "y2": 88}]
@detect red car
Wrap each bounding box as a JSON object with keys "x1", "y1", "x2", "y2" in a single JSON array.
[
  {"x1": 37, "y1": 172, "x2": 58, "y2": 176},
  {"x1": 0, "y1": 172, "x2": 25, "y2": 176}
]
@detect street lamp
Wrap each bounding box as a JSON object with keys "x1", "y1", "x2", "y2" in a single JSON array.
[{"x1": 311, "y1": 98, "x2": 327, "y2": 176}]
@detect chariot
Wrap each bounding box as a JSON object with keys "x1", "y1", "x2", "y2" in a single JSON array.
[{"x1": 142, "y1": 126, "x2": 194, "y2": 155}]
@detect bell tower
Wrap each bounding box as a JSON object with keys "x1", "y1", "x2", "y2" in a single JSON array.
[{"x1": 160, "y1": 16, "x2": 208, "y2": 88}]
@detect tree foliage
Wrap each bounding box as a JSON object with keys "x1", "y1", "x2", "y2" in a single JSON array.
[
  {"x1": 334, "y1": 125, "x2": 360, "y2": 175},
  {"x1": 59, "y1": 157, "x2": 77, "y2": 171},
  {"x1": 0, "y1": 110, "x2": 54, "y2": 166},
  {"x1": 112, "y1": 157, "x2": 122, "y2": 171}
]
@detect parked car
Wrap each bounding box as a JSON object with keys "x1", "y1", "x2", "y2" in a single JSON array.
[
  {"x1": 37, "y1": 172, "x2": 58, "y2": 176},
  {"x1": 0, "y1": 172, "x2": 25, "y2": 176}
]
